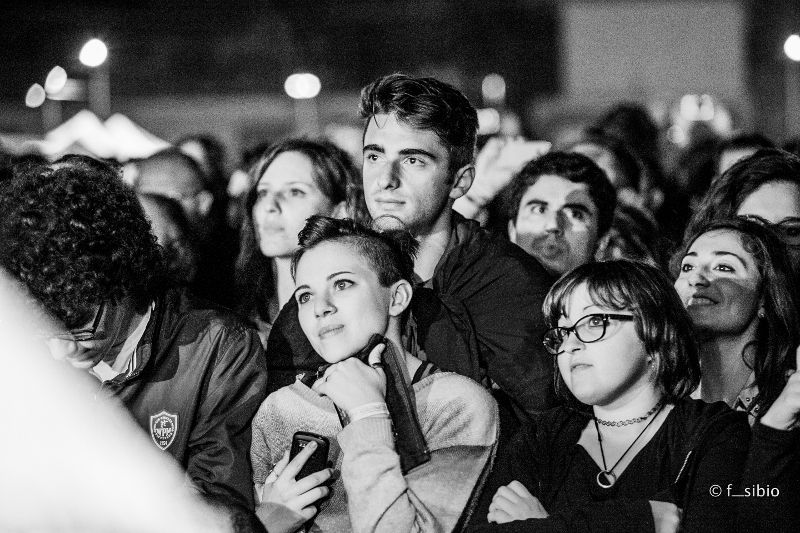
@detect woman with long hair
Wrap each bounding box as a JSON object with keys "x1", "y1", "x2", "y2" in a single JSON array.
[
  {"x1": 235, "y1": 138, "x2": 366, "y2": 347},
  {"x1": 674, "y1": 218, "x2": 800, "y2": 420}
]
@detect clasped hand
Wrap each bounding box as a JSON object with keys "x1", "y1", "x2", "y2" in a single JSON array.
[
  {"x1": 487, "y1": 480, "x2": 548, "y2": 523},
  {"x1": 312, "y1": 343, "x2": 387, "y2": 413}
]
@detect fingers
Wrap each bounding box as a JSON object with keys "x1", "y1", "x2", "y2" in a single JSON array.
[
  {"x1": 265, "y1": 451, "x2": 290, "y2": 483},
  {"x1": 506, "y1": 480, "x2": 535, "y2": 500},
  {"x1": 487, "y1": 508, "x2": 514, "y2": 525},
  {"x1": 367, "y1": 343, "x2": 386, "y2": 368},
  {"x1": 289, "y1": 485, "x2": 330, "y2": 511},
  {"x1": 494, "y1": 484, "x2": 523, "y2": 505},
  {"x1": 294, "y1": 468, "x2": 333, "y2": 494},
  {"x1": 281, "y1": 441, "x2": 317, "y2": 480}
]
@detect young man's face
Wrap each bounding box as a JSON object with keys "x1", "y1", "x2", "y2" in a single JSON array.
[
  {"x1": 509, "y1": 175, "x2": 601, "y2": 276},
  {"x1": 294, "y1": 241, "x2": 393, "y2": 364},
  {"x1": 362, "y1": 113, "x2": 468, "y2": 235}
]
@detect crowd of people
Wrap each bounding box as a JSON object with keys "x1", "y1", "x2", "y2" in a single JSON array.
[{"x1": 1, "y1": 73, "x2": 799, "y2": 533}]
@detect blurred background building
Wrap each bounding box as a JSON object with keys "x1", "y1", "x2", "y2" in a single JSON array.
[{"x1": 1, "y1": 0, "x2": 799, "y2": 159}]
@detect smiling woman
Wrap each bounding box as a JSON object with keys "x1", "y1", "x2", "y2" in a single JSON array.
[{"x1": 673, "y1": 218, "x2": 800, "y2": 420}]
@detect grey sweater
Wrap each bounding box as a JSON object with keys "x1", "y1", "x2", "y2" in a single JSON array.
[{"x1": 251, "y1": 371, "x2": 499, "y2": 532}]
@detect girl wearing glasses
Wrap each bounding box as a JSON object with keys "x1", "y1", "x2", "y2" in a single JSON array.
[{"x1": 468, "y1": 260, "x2": 749, "y2": 533}]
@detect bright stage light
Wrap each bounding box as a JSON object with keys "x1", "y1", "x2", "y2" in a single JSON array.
[
  {"x1": 79, "y1": 38, "x2": 108, "y2": 67},
  {"x1": 284, "y1": 73, "x2": 321, "y2": 99}
]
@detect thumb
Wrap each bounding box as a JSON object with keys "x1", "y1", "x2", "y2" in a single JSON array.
[
  {"x1": 795, "y1": 345, "x2": 800, "y2": 371},
  {"x1": 367, "y1": 343, "x2": 387, "y2": 368}
]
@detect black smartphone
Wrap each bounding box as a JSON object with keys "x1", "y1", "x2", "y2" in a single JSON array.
[
  {"x1": 289, "y1": 431, "x2": 330, "y2": 480},
  {"x1": 353, "y1": 334, "x2": 386, "y2": 364}
]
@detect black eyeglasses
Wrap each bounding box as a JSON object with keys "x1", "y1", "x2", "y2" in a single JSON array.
[
  {"x1": 542, "y1": 313, "x2": 635, "y2": 355},
  {"x1": 53, "y1": 302, "x2": 106, "y2": 342},
  {"x1": 739, "y1": 214, "x2": 800, "y2": 246}
]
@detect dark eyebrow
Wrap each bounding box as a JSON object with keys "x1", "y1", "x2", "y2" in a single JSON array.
[
  {"x1": 523, "y1": 199, "x2": 547, "y2": 208},
  {"x1": 712, "y1": 251, "x2": 747, "y2": 264},
  {"x1": 327, "y1": 270, "x2": 353, "y2": 280},
  {"x1": 562, "y1": 202, "x2": 593, "y2": 214},
  {"x1": 398, "y1": 148, "x2": 439, "y2": 160},
  {"x1": 293, "y1": 285, "x2": 309, "y2": 298},
  {"x1": 363, "y1": 144, "x2": 384, "y2": 154}
]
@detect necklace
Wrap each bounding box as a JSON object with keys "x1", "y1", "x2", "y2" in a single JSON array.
[
  {"x1": 593, "y1": 401, "x2": 665, "y2": 489},
  {"x1": 595, "y1": 401, "x2": 663, "y2": 427}
]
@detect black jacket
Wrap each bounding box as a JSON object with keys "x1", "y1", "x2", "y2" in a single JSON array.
[
  {"x1": 266, "y1": 212, "x2": 557, "y2": 418},
  {"x1": 100, "y1": 289, "x2": 268, "y2": 513}
]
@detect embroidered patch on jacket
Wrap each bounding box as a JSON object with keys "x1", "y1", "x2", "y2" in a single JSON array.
[{"x1": 150, "y1": 411, "x2": 178, "y2": 451}]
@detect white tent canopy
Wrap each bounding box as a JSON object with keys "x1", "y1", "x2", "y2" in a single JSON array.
[{"x1": 36, "y1": 110, "x2": 170, "y2": 161}]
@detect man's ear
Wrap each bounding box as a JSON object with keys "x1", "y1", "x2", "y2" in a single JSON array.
[
  {"x1": 508, "y1": 218, "x2": 518, "y2": 243},
  {"x1": 388, "y1": 279, "x2": 413, "y2": 317},
  {"x1": 331, "y1": 201, "x2": 347, "y2": 219},
  {"x1": 448, "y1": 164, "x2": 475, "y2": 200},
  {"x1": 196, "y1": 190, "x2": 214, "y2": 217}
]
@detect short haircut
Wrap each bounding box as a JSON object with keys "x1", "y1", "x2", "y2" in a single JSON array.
[
  {"x1": 0, "y1": 155, "x2": 166, "y2": 328},
  {"x1": 685, "y1": 148, "x2": 800, "y2": 239},
  {"x1": 504, "y1": 151, "x2": 617, "y2": 237},
  {"x1": 544, "y1": 260, "x2": 700, "y2": 405},
  {"x1": 359, "y1": 73, "x2": 478, "y2": 174},
  {"x1": 235, "y1": 138, "x2": 366, "y2": 323},
  {"x1": 673, "y1": 217, "x2": 800, "y2": 414},
  {"x1": 135, "y1": 147, "x2": 207, "y2": 194},
  {"x1": 291, "y1": 216, "x2": 418, "y2": 290}
]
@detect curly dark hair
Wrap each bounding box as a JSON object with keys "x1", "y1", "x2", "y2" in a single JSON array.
[{"x1": 0, "y1": 155, "x2": 166, "y2": 328}]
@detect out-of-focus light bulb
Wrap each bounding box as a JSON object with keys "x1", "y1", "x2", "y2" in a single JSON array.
[
  {"x1": 284, "y1": 73, "x2": 321, "y2": 99},
  {"x1": 79, "y1": 38, "x2": 108, "y2": 67},
  {"x1": 45, "y1": 66, "x2": 68, "y2": 95},
  {"x1": 482, "y1": 74, "x2": 506, "y2": 103},
  {"x1": 25, "y1": 83, "x2": 46, "y2": 108},
  {"x1": 785, "y1": 34, "x2": 800, "y2": 62},
  {"x1": 477, "y1": 108, "x2": 501, "y2": 135}
]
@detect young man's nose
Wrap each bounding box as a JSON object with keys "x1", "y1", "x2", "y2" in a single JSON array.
[
  {"x1": 376, "y1": 159, "x2": 401, "y2": 190},
  {"x1": 543, "y1": 209, "x2": 566, "y2": 233}
]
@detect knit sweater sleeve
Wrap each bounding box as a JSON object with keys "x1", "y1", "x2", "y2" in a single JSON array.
[{"x1": 337, "y1": 373, "x2": 498, "y2": 533}]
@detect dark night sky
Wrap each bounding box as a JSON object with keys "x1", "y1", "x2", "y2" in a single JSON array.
[{"x1": 1, "y1": 0, "x2": 559, "y2": 108}]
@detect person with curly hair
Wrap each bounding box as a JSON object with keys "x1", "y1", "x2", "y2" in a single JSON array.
[{"x1": 0, "y1": 155, "x2": 268, "y2": 532}]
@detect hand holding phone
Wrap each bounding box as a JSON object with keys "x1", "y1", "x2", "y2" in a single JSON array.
[
  {"x1": 289, "y1": 431, "x2": 330, "y2": 480},
  {"x1": 257, "y1": 438, "x2": 333, "y2": 530}
]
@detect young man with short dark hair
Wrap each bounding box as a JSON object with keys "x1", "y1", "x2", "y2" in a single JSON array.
[{"x1": 268, "y1": 73, "x2": 557, "y2": 421}]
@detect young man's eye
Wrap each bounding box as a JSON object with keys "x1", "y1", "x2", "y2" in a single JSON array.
[
  {"x1": 364, "y1": 153, "x2": 381, "y2": 163},
  {"x1": 566, "y1": 208, "x2": 586, "y2": 221},
  {"x1": 680, "y1": 262, "x2": 693, "y2": 273},
  {"x1": 288, "y1": 188, "x2": 305, "y2": 197},
  {"x1": 334, "y1": 279, "x2": 353, "y2": 291},
  {"x1": 529, "y1": 204, "x2": 546, "y2": 215},
  {"x1": 405, "y1": 156, "x2": 423, "y2": 166}
]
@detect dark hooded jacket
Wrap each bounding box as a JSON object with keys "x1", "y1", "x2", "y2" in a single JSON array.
[{"x1": 266, "y1": 211, "x2": 556, "y2": 419}]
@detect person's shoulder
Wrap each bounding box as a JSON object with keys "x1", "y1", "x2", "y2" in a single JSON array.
[
  {"x1": 443, "y1": 214, "x2": 553, "y2": 286},
  {"x1": 415, "y1": 372, "x2": 498, "y2": 446},
  {"x1": 667, "y1": 397, "x2": 750, "y2": 443},
  {"x1": 158, "y1": 287, "x2": 258, "y2": 339}
]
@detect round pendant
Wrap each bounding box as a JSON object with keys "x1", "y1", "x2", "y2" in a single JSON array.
[{"x1": 596, "y1": 470, "x2": 616, "y2": 489}]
